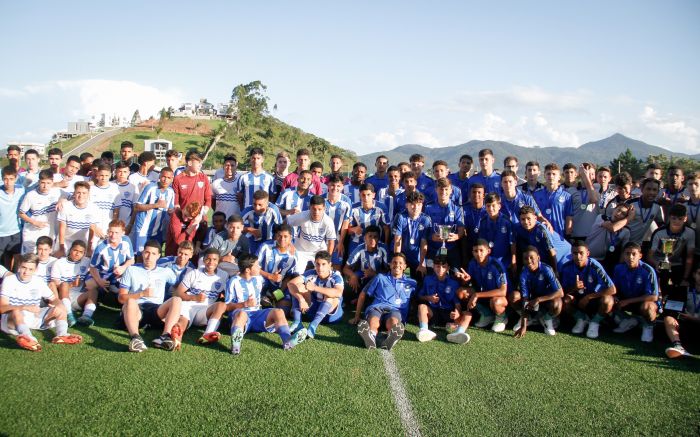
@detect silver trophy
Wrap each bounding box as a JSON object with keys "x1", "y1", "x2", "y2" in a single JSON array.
[
  {"x1": 658, "y1": 238, "x2": 676, "y2": 270},
  {"x1": 438, "y1": 225, "x2": 451, "y2": 256}
]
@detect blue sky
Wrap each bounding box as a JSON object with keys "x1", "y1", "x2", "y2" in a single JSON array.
[{"x1": 1, "y1": 0, "x2": 699, "y2": 155}]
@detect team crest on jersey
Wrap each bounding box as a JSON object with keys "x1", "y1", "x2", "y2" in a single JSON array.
[
  {"x1": 636, "y1": 277, "x2": 642, "y2": 284},
  {"x1": 124, "y1": 192, "x2": 131, "y2": 198},
  {"x1": 588, "y1": 275, "x2": 594, "y2": 283},
  {"x1": 501, "y1": 226, "x2": 507, "y2": 233},
  {"x1": 181, "y1": 184, "x2": 188, "y2": 190},
  {"x1": 538, "y1": 274, "x2": 543, "y2": 280},
  {"x1": 535, "y1": 235, "x2": 541, "y2": 242},
  {"x1": 559, "y1": 196, "x2": 565, "y2": 203},
  {"x1": 449, "y1": 212, "x2": 454, "y2": 220},
  {"x1": 445, "y1": 286, "x2": 451, "y2": 294},
  {"x1": 80, "y1": 266, "x2": 87, "y2": 273},
  {"x1": 214, "y1": 282, "x2": 222, "y2": 289},
  {"x1": 487, "y1": 272, "x2": 493, "y2": 280},
  {"x1": 418, "y1": 225, "x2": 424, "y2": 230},
  {"x1": 197, "y1": 181, "x2": 204, "y2": 188}
]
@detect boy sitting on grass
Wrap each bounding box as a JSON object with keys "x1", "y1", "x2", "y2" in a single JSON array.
[
  {"x1": 49, "y1": 240, "x2": 94, "y2": 326},
  {"x1": 1, "y1": 253, "x2": 83, "y2": 351},
  {"x1": 416, "y1": 255, "x2": 466, "y2": 343},
  {"x1": 664, "y1": 265, "x2": 700, "y2": 358},
  {"x1": 350, "y1": 253, "x2": 417, "y2": 351},
  {"x1": 257, "y1": 224, "x2": 298, "y2": 310},
  {"x1": 288, "y1": 251, "x2": 344, "y2": 339},
  {"x1": 226, "y1": 253, "x2": 308, "y2": 355},
  {"x1": 343, "y1": 225, "x2": 389, "y2": 295}
]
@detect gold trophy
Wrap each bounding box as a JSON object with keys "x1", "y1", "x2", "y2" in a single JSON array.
[
  {"x1": 658, "y1": 238, "x2": 676, "y2": 270},
  {"x1": 438, "y1": 225, "x2": 451, "y2": 256}
]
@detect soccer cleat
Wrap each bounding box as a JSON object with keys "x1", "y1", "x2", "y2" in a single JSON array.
[
  {"x1": 586, "y1": 322, "x2": 600, "y2": 339},
  {"x1": 230, "y1": 329, "x2": 244, "y2": 355},
  {"x1": 446, "y1": 331, "x2": 471, "y2": 344},
  {"x1": 197, "y1": 331, "x2": 221, "y2": 345},
  {"x1": 288, "y1": 322, "x2": 301, "y2": 333},
  {"x1": 77, "y1": 314, "x2": 95, "y2": 327},
  {"x1": 153, "y1": 333, "x2": 175, "y2": 351},
  {"x1": 613, "y1": 317, "x2": 639, "y2": 334},
  {"x1": 306, "y1": 325, "x2": 316, "y2": 339},
  {"x1": 52, "y1": 334, "x2": 83, "y2": 345},
  {"x1": 128, "y1": 336, "x2": 147, "y2": 353},
  {"x1": 641, "y1": 325, "x2": 654, "y2": 343},
  {"x1": 16, "y1": 335, "x2": 41, "y2": 352},
  {"x1": 572, "y1": 318, "x2": 588, "y2": 335},
  {"x1": 665, "y1": 344, "x2": 690, "y2": 359},
  {"x1": 286, "y1": 328, "x2": 308, "y2": 350},
  {"x1": 541, "y1": 317, "x2": 556, "y2": 336},
  {"x1": 170, "y1": 324, "x2": 183, "y2": 351},
  {"x1": 492, "y1": 315, "x2": 508, "y2": 333},
  {"x1": 474, "y1": 315, "x2": 494, "y2": 329},
  {"x1": 357, "y1": 320, "x2": 376, "y2": 350},
  {"x1": 67, "y1": 312, "x2": 77, "y2": 327},
  {"x1": 416, "y1": 329, "x2": 437, "y2": 342},
  {"x1": 382, "y1": 323, "x2": 405, "y2": 351}
]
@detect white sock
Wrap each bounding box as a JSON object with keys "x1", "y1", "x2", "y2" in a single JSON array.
[
  {"x1": 62, "y1": 298, "x2": 73, "y2": 315},
  {"x1": 205, "y1": 318, "x2": 220, "y2": 334},
  {"x1": 17, "y1": 323, "x2": 35, "y2": 340},
  {"x1": 55, "y1": 320, "x2": 68, "y2": 336},
  {"x1": 83, "y1": 303, "x2": 96, "y2": 317}
]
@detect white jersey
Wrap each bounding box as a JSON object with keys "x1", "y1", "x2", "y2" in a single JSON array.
[
  {"x1": 35, "y1": 256, "x2": 57, "y2": 284},
  {"x1": 180, "y1": 267, "x2": 229, "y2": 303},
  {"x1": 50, "y1": 256, "x2": 90, "y2": 294},
  {"x1": 19, "y1": 188, "x2": 61, "y2": 249},
  {"x1": 211, "y1": 176, "x2": 242, "y2": 218},
  {"x1": 57, "y1": 202, "x2": 98, "y2": 248},
  {"x1": 1, "y1": 274, "x2": 53, "y2": 307},
  {"x1": 115, "y1": 181, "x2": 138, "y2": 225},
  {"x1": 90, "y1": 183, "x2": 120, "y2": 232},
  {"x1": 286, "y1": 211, "x2": 337, "y2": 253},
  {"x1": 128, "y1": 171, "x2": 160, "y2": 196},
  {"x1": 53, "y1": 173, "x2": 86, "y2": 199}
]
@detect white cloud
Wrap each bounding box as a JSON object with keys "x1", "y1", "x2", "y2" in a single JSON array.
[{"x1": 640, "y1": 105, "x2": 699, "y2": 151}]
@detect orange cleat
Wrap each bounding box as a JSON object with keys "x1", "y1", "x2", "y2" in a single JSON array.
[
  {"x1": 16, "y1": 335, "x2": 41, "y2": 352},
  {"x1": 170, "y1": 324, "x2": 182, "y2": 351},
  {"x1": 52, "y1": 334, "x2": 83, "y2": 345},
  {"x1": 197, "y1": 331, "x2": 221, "y2": 345}
]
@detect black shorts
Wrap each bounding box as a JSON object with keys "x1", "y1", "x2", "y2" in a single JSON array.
[
  {"x1": 429, "y1": 307, "x2": 454, "y2": 327},
  {"x1": 0, "y1": 233, "x2": 21, "y2": 258},
  {"x1": 116, "y1": 302, "x2": 163, "y2": 331},
  {"x1": 571, "y1": 294, "x2": 604, "y2": 316}
]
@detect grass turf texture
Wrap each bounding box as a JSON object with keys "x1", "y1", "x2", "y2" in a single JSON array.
[{"x1": 0, "y1": 307, "x2": 698, "y2": 436}]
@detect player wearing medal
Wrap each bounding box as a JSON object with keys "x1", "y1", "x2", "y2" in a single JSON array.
[
  {"x1": 533, "y1": 163, "x2": 573, "y2": 241},
  {"x1": 343, "y1": 225, "x2": 389, "y2": 296},
  {"x1": 415, "y1": 255, "x2": 465, "y2": 342},
  {"x1": 392, "y1": 191, "x2": 430, "y2": 279},
  {"x1": 477, "y1": 193, "x2": 516, "y2": 273},
  {"x1": 425, "y1": 178, "x2": 464, "y2": 269}
]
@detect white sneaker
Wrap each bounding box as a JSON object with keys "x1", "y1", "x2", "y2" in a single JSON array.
[
  {"x1": 586, "y1": 322, "x2": 600, "y2": 339},
  {"x1": 541, "y1": 317, "x2": 556, "y2": 336},
  {"x1": 492, "y1": 315, "x2": 507, "y2": 333},
  {"x1": 474, "y1": 315, "x2": 494, "y2": 328},
  {"x1": 446, "y1": 331, "x2": 471, "y2": 344},
  {"x1": 416, "y1": 329, "x2": 437, "y2": 342},
  {"x1": 665, "y1": 344, "x2": 691, "y2": 359},
  {"x1": 572, "y1": 319, "x2": 588, "y2": 334},
  {"x1": 641, "y1": 325, "x2": 654, "y2": 343},
  {"x1": 613, "y1": 317, "x2": 639, "y2": 333}
]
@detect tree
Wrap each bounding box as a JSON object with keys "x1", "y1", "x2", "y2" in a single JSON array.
[
  {"x1": 610, "y1": 148, "x2": 644, "y2": 178},
  {"x1": 231, "y1": 81, "x2": 270, "y2": 134},
  {"x1": 155, "y1": 124, "x2": 163, "y2": 139},
  {"x1": 98, "y1": 113, "x2": 106, "y2": 128},
  {"x1": 308, "y1": 137, "x2": 331, "y2": 163}
]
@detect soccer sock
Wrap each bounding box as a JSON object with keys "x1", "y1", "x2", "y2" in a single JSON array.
[
  {"x1": 309, "y1": 301, "x2": 332, "y2": 331},
  {"x1": 543, "y1": 313, "x2": 553, "y2": 321},
  {"x1": 419, "y1": 322, "x2": 428, "y2": 330},
  {"x1": 291, "y1": 300, "x2": 302, "y2": 326},
  {"x1": 62, "y1": 298, "x2": 73, "y2": 315},
  {"x1": 83, "y1": 303, "x2": 97, "y2": 317},
  {"x1": 277, "y1": 325, "x2": 292, "y2": 343},
  {"x1": 456, "y1": 326, "x2": 466, "y2": 334},
  {"x1": 591, "y1": 314, "x2": 604, "y2": 323},
  {"x1": 574, "y1": 310, "x2": 586, "y2": 321},
  {"x1": 16, "y1": 323, "x2": 32, "y2": 338},
  {"x1": 205, "y1": 318, "x2": 220, "y2": 334},
  {"x1": 56, "y1": 320, "x2": 68, "y2": 336}
]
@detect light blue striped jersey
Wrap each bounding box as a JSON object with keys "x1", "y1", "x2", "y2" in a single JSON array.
[
  {"x1": 346, "y1": 243, "x2": 389, "y2": 273},
  {"x1": 241, "y1": 204, "x2": 283, "y2": 243},
  {"x1": 134, "y1": 182, "x2": 175, "y2": 239},
  {"x1": 115, "y1": 181, "x2": 137, "y2": 225},
  {"x1": 324, "y1": 195, "x2": 352, "y2": 234},
  {"x1": 349, "y1": 203, "x2": 388, "y2": 245},
  {"x1": 90, "y1": 237, "x2": 134, "y2": 278},
  {"x1": 257, "y1": 242, "x2": 297, "y2": 287},
  {"x1": 225, "y1": 275, "x2": 264, "y2": 312},
  {"x1": 276, "y1": 188, "x2": 312, "y2": 213},
  {"x1": 302, "y1": 268, "x2": 344, "y2": 302},
  {"x1": 238, "y1": 171, "x2": 274, "y2": 210},
  {"x1": 211, "y1": 176, "x2": 242, "y2": 217},
  {"x1": 377, "y1": 187, "x2": 401, "y2": 225}
]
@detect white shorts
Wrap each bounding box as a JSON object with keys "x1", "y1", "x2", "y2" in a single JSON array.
[
  {"x1": 1, "y1": 307, "x2": 54, "y2": 335},
  {"x1": 69, "y1": 287, "x2": 85, "y2": 312},
  {"x1": 180, "y1": 301, "x2": 213, "y2": 327},
  {"x1": 295, "y1": 251, "x2": 316, "y2": 274}
]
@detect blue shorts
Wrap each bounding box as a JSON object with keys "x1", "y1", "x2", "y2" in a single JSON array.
[
  {"x1": 233, "y1": 308, "x2": 276, "y2": 334},
  {"x1": 308, "y1": 299, "x2": 344, "y2": 324},
  {"x1": 331, "y1": 250, "x2": 343, "y2": 266},
  {"x1": 365, "y1": 304, "x2": 402, "y2": 324}
]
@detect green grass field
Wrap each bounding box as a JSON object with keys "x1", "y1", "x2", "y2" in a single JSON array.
[{"x1": 0, "y1": 304, "x2": 698, "y2": 436}]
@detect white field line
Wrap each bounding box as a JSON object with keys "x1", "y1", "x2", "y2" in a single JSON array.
[{"x1": 380, "y1": 349, "x2": 422, "y2": 437}]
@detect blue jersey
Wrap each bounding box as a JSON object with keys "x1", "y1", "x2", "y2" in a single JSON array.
[
  {"x1": 394, "y1": 189, "x2": 410, "y2": 216},
  {"x1": 519, "y1": 262, "x2": 561, "y2": 299},
  {"x1": 477, "y1": 214, "x2": 514, "y2": 266},
  {"x1": 533, "y1": 186, "x2": 573, "y2": 239},
  {"x1": 302, "y1": 268, "x2": 344, "y2": 302},
  {"x1": 425, "y1": 200, "x2": 465, "y2": 252},
  {"x1": 343, "y1": 183, "x2": 363, "y2": 205},
  {"x1": 238, "y1": 171, "x2": 274, "y2": 210},
  {"x1": 391, "y1": 212, "x2": 431, "y2": 266},
  {"x1": 366, "y1": 174, "x2": 389, "y2": 192},
  {"x1": 225, "y1": 275, "x2": 264, "y2": 312},
  {"x1": 416, "y1": 174, "x2": 436, "y2": 204},
  {"x1": 276, "y1": 188, "x2": 312, "y2": 213},
  {"x1": 241, "y1": 204, "x2": 283, "y2": 245},
  {"x1": 467, "y1": 257, "x2": 507, "y2": 292},
  {"x1": 134, "y1": 182, "x2": 175, "y2": 240},
  {"x1": 346, "y1": 243, "x2": 389, "y2": 274},
  {"x1": 90, "y1": 237, "x2": 134, "y2": 279},
  {"x1": 377, "y1": 188, "x2": 400, "y2": 225},
  {"x1": 157, "y1": 256, "x2": 194, "y2": 284},
  {"x1": 257, "y1": 242, "x2": 297, "y2": 288},
  {"x1": 613, "y1": 261, "x2": 659, "y2": 300},
  {"x1": 560, "y1": 258, "x2": 614, "y2": 295},
  {"x1": 418, "y1": 274, "x2": 460, "y2": 310},
  {"x1": 448, "y1": 173, "x2": 470, "y2": 207},
  {"x1": 514, "y1": 222, "x2": 571, "y2": 268},
  {"x1": 501, "y1": 190, "x2": 541, "y2": 224},
  {"x1": 349, "y1": 204, "x2": 388, "y2": 247},
  {"x1": 365, "y1": 273, "x2": 417, "y2": 320},
  {"x1": 463, "y1": 203, "x2": 487, "y2": 246},
  {"x1": 469, "y1": 171, "x2": 501, "y2": 194},
  {"x1": 0, "y1": 185, "x2": 24, "y2": 236},
  {"x1": 119, "y1": 264, "x2": 177, "y2": 305},
  {"x1": 323, "y1": 197, "x2": 351, "y2": 237}
]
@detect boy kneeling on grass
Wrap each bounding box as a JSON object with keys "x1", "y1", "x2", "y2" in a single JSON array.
[
  {"x1": 288, "y1": 250, "x2": 344, "y2": 339},
  {"x1": 664, "y1": 265, "x2": 700, "y2": 358},
  {"x1": 226, "y1": 253, "x2": 307, "y2": 355},
  {"x1": 49, "y1": 240, "x2": 94, "y2": 327},
  {"x1": 415, "y1": 254, "x2": 467, "y2": 344},
  {"x1": 1, "y1": 253, "x2": 82, "y2": 351},
  {"x1": 349, "y1": 253, "x2": 417, "y2": 351}
]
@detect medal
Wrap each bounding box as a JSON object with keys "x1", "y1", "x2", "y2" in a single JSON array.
[
  {"x1": 608, "y1": 245, "x2": 615, "y2": 252},
  {"x1": 410, "y1": 238, "x2": 415, "y2": 245},
  {"x1": 545, "y1": 208, "x2": 552, "y2": 215},
  {"x1": 489, "y1": 242, "x2": 494, "y2": 248},
  {"x1": 580, "y1": 204, "x2": 587, "y2": 210},
  {"x1": 692, "y1": 223, "x2": 697, "y2": 229},
  {"x1": 474, "y1": 227, "x2": 479, "y2": 233}
]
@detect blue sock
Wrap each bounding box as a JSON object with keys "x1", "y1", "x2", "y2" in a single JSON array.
[
  {"x1": 419, "y1": 322, "x2": 428, "y2": 330},
  {"x1": 291, "y1": 300, "x2": 302, "y2": 326},
  {"x1": 277, "y1": 325, "x2": 292, "y2": 343},
  {"x1": 456, "y1": 326, "x2": 466, "y2": 334},
  {"x1": 309, "y1": 301, "x2": 332, "y2": 331}
]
